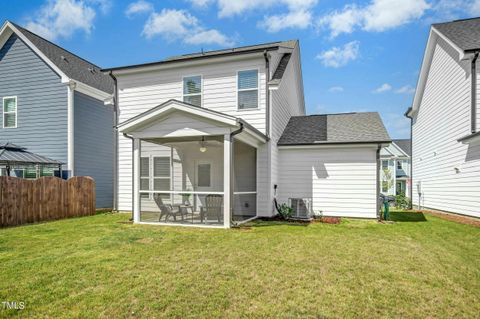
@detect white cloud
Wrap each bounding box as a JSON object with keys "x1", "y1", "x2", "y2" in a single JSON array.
[
  {"x1": 189, "y1": 0, "x2": 318, "y2": 32},
  {"x1": 142, "y1": 9, "x2": 233, "y2": 46},
  {"x1": 373, "y1": 83, "x2": 392, "y2": 93},
  {"x1": 384, "y1": 113, "x2": 410, "y2": 138},
  {"x1": 184, "y1": 29, "x2": 232, "y2": 45},
  {"x1": 318, "y1": 0, "x2": 430, "y2": 38},
  {"x1": 259, "y1": 9, "x2": 313, "y2": 32},
  {"x1": 26, "y1": 0, "x2": 97, "y2": 40},
  {"x1": 395, "y1": 85, "x2": 415, "y2": 94},
  {"x1": 471, "y1": 0, "x2": 480, "y2": 14},
  {"x1": 316, "y1": 41, "x2": 360, "y2": 68},
  {"x1": 125, "y1": 0, "x2": 153, "y2": 18},
  {"x1": 328, "y1": 86, "x2": 344, "y2": 93},
  {"x1": 187, "y1": 0, "x2": 214, "y2": 7}
]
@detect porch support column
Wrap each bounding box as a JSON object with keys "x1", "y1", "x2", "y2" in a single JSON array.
[
  {"x1": 223, "y1": 134, "x2": 232, "y2": 228},
  {"x1": 133, "y1": 138, "x2": 141, "y2": 223}
]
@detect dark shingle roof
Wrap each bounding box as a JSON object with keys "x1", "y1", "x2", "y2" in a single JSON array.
[
  {"x1": 0, "y1": 143, "x2": 63, "y2": 165},
  {"x1": 278, "y1": 112, "x2": 391, "y2": 146},
  {"x1": 103, "y1": 40, "x2": 297, "y2": 72},
  {"x1": 269, "y1": 53, "x2": 291, "y2": 85},
  {"x1": 393, "y1": 139, "x2": 411, "y2": 156},
  {"x1": 433, "y1": 17, "x2": 480, "y2": 52},
  {"x1": 10, "y1": 22, "x2": 113, "y2": 94}
]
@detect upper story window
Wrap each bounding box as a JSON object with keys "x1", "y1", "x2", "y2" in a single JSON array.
[
  {"x1": 382, "y1": 160, "x2": 389, "y2": 170},
  {"x1": 3, "y1": 96, "x2": 17, "y2": 128},
  {"x1": 237, "y1": 70, "x2": 258, "y2": 109},
  {"x1": 183, "y1": 76, "x2": 202, "y2": 107},
  {"x1": 397, "y1": 160, "x2": 403, "y2": 169}
]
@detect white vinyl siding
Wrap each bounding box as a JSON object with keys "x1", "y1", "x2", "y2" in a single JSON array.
[
  {"x1": 412, "y1": 36, "x2": 480, "y2": 218},
  {"x1": 183, "y1": 75, "x2": 202, "y2": 107},
  {"x1": 2, "y1": 96, "x2": 17, "y2": 128},
  {"x1": 278, "y1": 147, "x2": 378, "y2": 218},
  {"x1": 116, "y1": 57, "x2": 267, "y2": 211},
  {"x1": 237, "y1": 70, "x2": 258, "y2": 109}
]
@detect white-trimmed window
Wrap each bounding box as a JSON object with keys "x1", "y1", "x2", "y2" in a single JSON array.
[
  {"x1": 153, "y1": 157, "x2": 171, "y2": 191},
  {"x1": 382, "y1": 160, "x2": 389, "y2": 170},
  {"x1": 3, "y1": 96, "x2": 17, "y2": 128},
  {"x1": 237, "y1": 70, "x2": 258, "y2": 109},
  {"x1": 397, "y1": 160, "x2": 403, "y2": 169},
  {"x1": 183, "y1": 76, "x2": 202, "y2": 107},
  {"x1": 140, "y1": 157, "x2": 150, "y2": 198}
]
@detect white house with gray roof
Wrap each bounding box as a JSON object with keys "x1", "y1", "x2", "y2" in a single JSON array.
[
  {"x1": 105, "y1": 40, "x2": 391, "y2": 227},
  {"x1": 0, "y1": 21, "x2": 115, "y2": 208},
  {"x1": 407, "y1": 17, "x2": 480, "y2": 218},
  {"x1": 380, "y1": 139, "x2": 411, "y2": 198}
]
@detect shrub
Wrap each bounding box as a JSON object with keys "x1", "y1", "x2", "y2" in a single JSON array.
[
  {"x1": 277, "y1": 203, "x2": 293, "y2": 219},
  {"x1": 395, "y1": 194, "x2": 411, "y2": 209}
]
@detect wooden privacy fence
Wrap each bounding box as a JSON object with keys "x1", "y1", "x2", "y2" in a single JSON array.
[{"x1": 0, "y1": 176, "x2": 95, "y2": 227}]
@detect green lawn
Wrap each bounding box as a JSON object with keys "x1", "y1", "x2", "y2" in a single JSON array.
[{"x1": 0, "y1": 211, "x2": 479, "y2": 318}]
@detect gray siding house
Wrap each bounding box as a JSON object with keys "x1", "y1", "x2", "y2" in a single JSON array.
[{"x1": 0, "y1": 21, "x2": 114, "y2": 208}]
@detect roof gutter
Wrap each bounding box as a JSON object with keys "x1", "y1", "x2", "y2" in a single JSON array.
[
  {"x1": 109, "y1": 71, "x2": 119, "y2": 212},
  {"x1": 102, "y1": 46, "x2": 279, "y2": 73},
  {"x1": 471, "y1": 51, "x2": 479, "y2": 134}
]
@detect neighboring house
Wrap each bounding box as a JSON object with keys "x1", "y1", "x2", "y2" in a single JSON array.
[
  {"x1": 0, "y1": 21, "x2": 115, "y2": 208},
  {"x1": 406, "y1": 18, "x2": 480, "y2": 218},
  {"x1": 104, "y1": 40, "x2": 391, "y2": 227},
  {"x1": 380, "y1": 139, "x2": 411, "y2": 198}
]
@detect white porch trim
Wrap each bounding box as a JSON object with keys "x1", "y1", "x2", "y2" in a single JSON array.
[{"x1": 223, "y1": 133, "x2": 232, "y2": 228}]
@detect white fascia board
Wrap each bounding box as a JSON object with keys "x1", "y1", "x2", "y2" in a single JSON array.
[
  {"x1": 3, "y1": 22, "x2": 70, "y2": 83},
  {"x1": 391, "y1": 142, "x2": 409, "y2": 157},
  {"x1": 278, "y1": 143, "x2": 382, "y2": 150},
  {"x1": 118, "y1": 101, "x2": 238, "y2": 132},
  {"x1": 411, "y1": 27, "x2": 473, "y2": 116},
  {"x1": 74, "y1": 81, "x2": 111, "y2": 101},
  {"x1": 1, "y1": 22, "x2": 112, "y2": 101},
  {"x1": 109, "y1": 52, "x2": 265, "y2": 76}
]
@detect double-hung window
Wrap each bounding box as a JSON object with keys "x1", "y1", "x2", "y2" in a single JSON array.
[
  {"x1": 3, "y1": 96, "x2": 17, "y2": 128},
  {"x1": 140, "y1": 157, "x2": 150, "y2": 198},
  {"x1": 140, "y1": 156, "x2": 171, "y2": 199},
  {"x1": 153, "y1": 157, "x2": 171, "y2": 191},
  {"x1": 237, "y1": 70, "x2": 258, "y2": 109},
  {"x1": 183, "y1": 76, "x2": 202, "y2": 107}
]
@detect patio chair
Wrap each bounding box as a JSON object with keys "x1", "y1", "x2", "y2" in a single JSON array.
[
  {"x1": 153, "y1": 194, "x2": 185, "y2": 222},
  {"x1": 200, "y1": 194, "x2": 223, "y2": 223}
]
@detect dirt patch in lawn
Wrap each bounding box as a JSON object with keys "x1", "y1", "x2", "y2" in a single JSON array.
[{"x1": 422, "y1": 210, "x2": 480, "y2": 227}]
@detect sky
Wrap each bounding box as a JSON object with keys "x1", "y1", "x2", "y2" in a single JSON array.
[{"x1": 1, "y1": 0, "x2": 479, "y2": 139}]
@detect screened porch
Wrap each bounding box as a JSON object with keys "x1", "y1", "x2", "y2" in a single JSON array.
[{"x1": 137, "y1": 136, "x2": 257, "y2": 226}]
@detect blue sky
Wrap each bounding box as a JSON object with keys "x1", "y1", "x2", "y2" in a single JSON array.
[{"x1": 1, "y1": 0, "x2": 479, "y2": 138}]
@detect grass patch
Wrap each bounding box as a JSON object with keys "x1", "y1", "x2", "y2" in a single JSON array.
[{"x1": 0, "y1": 210, "x2": 479, "y2": 318}]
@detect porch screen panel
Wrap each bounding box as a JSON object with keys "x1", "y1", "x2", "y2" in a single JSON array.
[{"x1": 197, "y1": 164, "x2": 211, "y2": 187}]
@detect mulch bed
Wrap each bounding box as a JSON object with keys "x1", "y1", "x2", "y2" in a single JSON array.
[{"x1": 421, "y1": 209, "x2": 480, "y2": 227}]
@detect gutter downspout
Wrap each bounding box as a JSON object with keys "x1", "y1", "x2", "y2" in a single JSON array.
[
  {"x1": 376, "y1": 144, "x2": 381, "y2": 220},
  {"x1": 471, "y1": 52, "x2": 479, "y2": 134},
  {"x1": 109, "y1": 71, "x2": 119, "y2": 212},
  {"x1": 409, "y1": 117, "x2": 413, "y2": 209},
  {"x1": 123, "y1": 132, "x2": 134, "y2": 221},
  {"x1": 263, "y1": 50, "x2": 273, "y2": 217},
  {"x1": 263, "y1": 50, "x2": 271, "y2": 138},
  {"x1": 229, "y1": 122, "x2": 244, "y2": 227}
]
